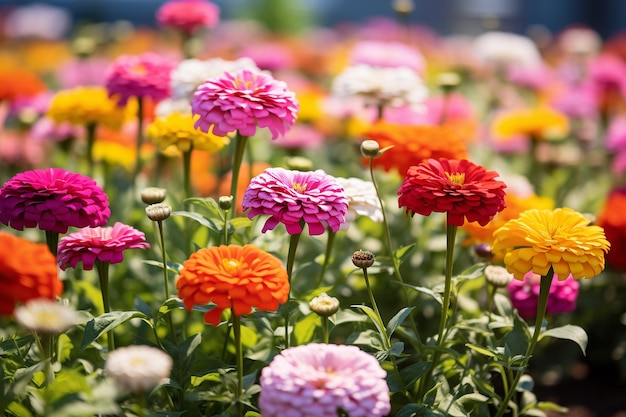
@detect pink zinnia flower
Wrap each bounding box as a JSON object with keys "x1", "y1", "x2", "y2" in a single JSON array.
[
  {"x1": 588, "y1": 53, "x2": 626, "y2": 98},
  {"x1": 0, "y1": 168, "x2": 110, "y2": 234},
  {"x1": 272, "y1": 123, "x2": 324, "y2": 149},
  {"x1": 259, "y1": 343, "x2": 390, "y2": 417},
  {"x1": 507, "y1": 271, "x2": 580, "y2": 319},
  {"x1": 191, "y1": 69, "x2": 299, "y2": 139},
  {"x1": 105, "y1": 53, "x2": 174, "y2": 106},
  {"x1": 242, "y1": 167, "x2": 348, "y2": 236},
  {"x1": 239, "y1": 42, "x2": 295, "y2": 72},
  {"x1": 156, "y1": 0, "x2": 219, "y2": 35},
  {"x1": 57, "y1": 222, "x2": 149, "y2": 270},
  {"x1": 606, "y1": 115, "x2": 626, "y2": 153},
  {"x1": 349, "y1": 40, "x2": 426, "y2": 74}
]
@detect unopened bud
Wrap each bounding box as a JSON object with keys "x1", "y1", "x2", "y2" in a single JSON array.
[
  {"x1": 146, "y1": 203, "x2": 172, "y2": 222},
  {"x1": 392, "y1": 0, "x2": 414, "y2": 15},
  {"x1": 474, "y1": 243, "x2": 493, "y2": 261},
  {"x1": 309, "y1": 293, "x2": 340, "y2": 317},
  {"x1": 484, "y1": 265, "x2": 513, "y2": 288},
  {"x1": 437, "y1": 72, "x2": 461, "y2": 94},
  {"x1": 218, "y1": 196, "x2": 233, "y2": 211},
  {"x1": 360, "y1": 140, "x2": 380, "y2": 158},
  {"x1": 285, "y1": 156, "x2": 313, "y2": 171},
  {"x1": 352, "y1": 250, "x2": 375, "y2": 269},
  {"x1": 141, "y1": 187, "x2": 167, "y2": 205}
]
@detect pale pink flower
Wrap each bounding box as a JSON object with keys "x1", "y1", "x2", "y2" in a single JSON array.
[
  {"x1": 507, "y1": 271, "x2": 580, "y2": 319},
  {"x1": 349, "y1": 40, "x2": 426, "y2": 74},
  {"x1": 191, "y1": 69, "x2": 299, "y2": 139},
  {"x1": 507, "y1": 63, "x2": 555, "y2": 90},
  {"x1": 156, "y1": 0, "x2": 219, "y2": 35},
  {"x1": 105, "y1": 53, "x2": 174, "y2": 105},
  {"x1": 105, "y1": 345, "x2": 173, "y2": 393},
  {"x1": 57, "y1": 222, "x2": 149, "y2": 270},
  {"x1": 239, "y1": 42, "x2": 295, "y2": 71},
  {"x1": 259, "y1": 343, "x2": 390, "y2": 417},
  {"x1": 606, "y1": 115, "x2": 626, "y2": 153},
  {"x1": 272, "y1": 123, "x2": 324, "y2": 149},
  {"x1": 242, "y1": 167, "x2": 348, "y2": 236}
]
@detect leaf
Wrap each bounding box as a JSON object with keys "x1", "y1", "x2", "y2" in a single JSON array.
[
  {"x1": 351, "y1": 304, "x2": 386, "y2": 340},
  {"x1": 229, "y1": 217, "x2": 252, "y2": 229},
  {"x1": 185, "y1": 197, "x2": 221, "y2": 217},
  {"x1": 80, "y1": 311, "x2": 147, "y2": 352},
  {"x1": 393, "y1": 243, "x2": 416, "y2": 265},
  {"x1": 457, "y1": 393, "x2": 491, "y2": 407},
  {"x1": 158, "y1": 297, "x2": 184, "y2": 320},
  {"x1": 142, "y1": 260, "x2": 181, "y2": 274},
  {"x1": 396, "y1": 403, "x2": 445, "y2": 417},
  {"x1": 386, "y1": 307, "x2": 415, "y2": 337},
  {"x1": 538, "y1": 324, "x2": 588, "y2": 355},
  {"x1": 536, "y1": 401, "x2": 568, "y2": 412},
  {"x1": 293, "y1": 313, "x2": 319, "y2": 345},
  {"x1": 455, "y1": 263, "x2": 486, "y2": 280},
  {"x1": 400, "y1": 362, "x2": 431, "y2": 388},
  {"x1": 399, "y1": 283, "x2": 442, "y2": 304},
  {"x1": 56, "y1": 333, "x2": 73, "y2": 364},
  {"x1": 1, "y1": 360, "x2": 48, "y2": 410},
  {"x1": 465, "y1": 343, "x2": 497, "y2": 359},
  {"x1": 171, "y1": 210, "x2": 219, "y2": 232}
]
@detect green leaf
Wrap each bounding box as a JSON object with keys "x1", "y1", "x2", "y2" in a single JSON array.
[
  {"x1": 80, "y1": 311, "x2": 147, "y2": 352},
  {"x1": 466, "y1": 343, "x2": 497, "y2": 359},
  {"x1": 171, "y1": 210, "x2": 219, "y2": 232},
  {"x1": 56, "y1": 333, "x2": 73, "y2": 364},
  {"x1": 1, "y1": 360, "x2": 48, "y2": 410},
  {"x1": 185, "y1": 197, "x2": 221, "y2": 217},
  {"x1": 158, "y1": 297, "x2": 184, "y2": 321},
  {"x1": 536, "y1": 401, "x2": 568, "y2": 412},
  {"x1": 245, "y1": 412, "x2": 263, "y2": 417},
  {"x1": 351, "y1": 305, "x2": 386, "y2": 340},
  {"x1": 400, "y1": 362, "x2": 431, "y2": 388},
  {"x1": 538, "y1": 325, "x2": 588, "y2": 355},
  {"x1": 455, "y1": 263, "x2": 486, "y2": 280},
  {"x1": 400, "y1": 283, "x2": 442, "y2": 304},
  {"x1": 293, "y1": 313, "x2": 319, "y2": 345},
  {"x1": 457, "y1": 393, "x2": 492, "y2": 407},
  {"x1": 229, "y1": 217, "x2": 252, "y2": 229},
  {"x1": 393, "y1": 243, "x2": 416, "y2": 265},
  {"x1": 0, "y1": 335, "x2": 34, "y2": 356},
  {"x1": 142, "y1": 260, "x2": 181, "y2": 274},
  {"x1": 396, "y1": 403, "x2": 445, "y2": 417},
  {"x1": 386, "y1": 307, "x2": 415, "y2": 337}
]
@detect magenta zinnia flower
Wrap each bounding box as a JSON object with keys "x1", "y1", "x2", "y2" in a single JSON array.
[
  {"x1": 0, "y1": 168, "x2": 110, "y2": 234},
  {"x1": 191, "y1": 69, "x2": 299, "y2": 139},
  {"x1": 242, "y1": 167, "x2": 348, "y2": 236},
  {"x1": 259, "y1": 343, "x2": 390, "y2": 417},
  {"x1": 57, "y1": 222, "x2": 150, "y2": 270},
  {"x1": 398, "y1": 159, "x2": 507, "y2": 226},
  {"x1": 105, "y1": 53, "x2": 174, "y2": 106},
  {"x1": 156, "y1": 0, "x2": 219, "y2": 34},
  {"x1": 508, "y1": 271, "x2": 580, "y2": 319}
]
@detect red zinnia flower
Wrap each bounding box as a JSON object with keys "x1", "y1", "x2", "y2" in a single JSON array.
[
  {"x1": 0, "y1": 232, "x2": 63, "y2": 316},
  {"x1": 597, "y1": 187, "x2": 626, "y2": 272},
  {"x1": 398, "y1": 158, "x2": 507, "y2": 226},
  {"x1": 0, "y1": 69, "x2": 46, "y2": 103}
]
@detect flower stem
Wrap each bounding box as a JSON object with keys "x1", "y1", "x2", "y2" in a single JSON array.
[
  {"x1": 34, "y1": 332, "x2": 55, "y2": 385},
  {"x1": 45, "y1": 230, "x2": 59, "y2": 257},
  {"x1": 232, "y1": 313, "x2": 244, "y2": 417},
  {"x1": 229, "y1": 133, "x2": 249, "y2": 220},
  {"x1": 419, "y1": 222, "x2": 457, "y2": 400},
  {"x1": 322, "y1": 316, "x2": 330, "y2": 344},
  {"x1": 182, "y1": 146, "x2": 193, "y2": 202},
  {"x1": 132, "y1": 97, "x2": 144, "y2": 192},
  {"x1": 157, "y1": 219, "x2": 177, "y2": 345},
  {"x1": 284, "y1": 231, "x2": 302, "y2": 349},
  {"x1": 85, "y1": 122, "x2": 97, "y2": 178},
  {"x1": 95, "y1": 260, "x2": 115, "y2": 351},
  {"x1": 316, "y1": 229, "x2": 335, "y2": 288},
  {"x1": 493, "y1": 268, "x2": 554, "y2": 417}
]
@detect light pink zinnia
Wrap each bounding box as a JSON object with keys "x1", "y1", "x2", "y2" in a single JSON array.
[
  {"x1": 191, "y1": 69, "x2": 299, "y2": 139},
  {"x1": 606, "y1": 115, "x2": 626, "y2": 153},
  {"x1": 105, "y1": 53, "x2": 174, "y2": 106},
  {"x1": 259, "y1": 343, "x2": 390, "y2": 417},
  {"x1": 156, "y1": 0, "x2": 219, "y2": 35},
  {"x1": 57, "y1": 222, "x2": 149, "y2": 270},
  {"x1": 0, "y1": 168, "x2": 110, "y2": 234},
  {"x1": 349, "y1": 40, "x2": 426, "y2": 74},
  {"x1": 507, "y1": 271, "x2": 580, "y2": 319},
  {"x1": 242, "y1": 167, "x2": 348, "y2": 236}
]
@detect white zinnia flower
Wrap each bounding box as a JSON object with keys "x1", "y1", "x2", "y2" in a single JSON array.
[
  {"x1": 171, "y1": 57, "x2": 261, "y2": 101},
  {"x1": 14, "y1": 298, "x2": 79, "y2": 334},
  {"x1": 154, "y1": 98, "x2": 192, "y2": 117},
  {"x1": 559, "y1": 27, "x2": 602, "y2": 56},
  {"x1": 105, "y1": 345, "x2": 173, "y2": 393},
  {"x1": 335, "y1": 177, "x2": 383, "y2": 230},
  {"x1": 331, "y1": 64, "x2": 428, "y2": 110},
  {"x1": 473, "y1": 31, "x2": 541, "y2": 68}
]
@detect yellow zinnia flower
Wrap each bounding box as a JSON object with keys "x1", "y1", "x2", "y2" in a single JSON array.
[
  {"x1": 491, "y1": 107, "x2": 569, "y2": 141},
  {"x1": 492, "y1": 208, "x2": 610, "y2": 280},
  {"x1": 47, "y1": 86, "x2": 129, "y2": 128},
  {"x1": 147, "y1": 112, "x2": 227, "y2": 153}
]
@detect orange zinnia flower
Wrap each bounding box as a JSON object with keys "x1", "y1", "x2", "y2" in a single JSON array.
[
  {"x1": 176, "y1": 244, "x2": 290, "y2": 325},
  {"x1": 0, "y1": 69, "x2": 46, "y2": 103},
  {"x1": 0, "y1": 232, "x2": 63, "y2": 316},
  {"x1": 363, "y1": 121, "x2": 468, "y2": 175}
]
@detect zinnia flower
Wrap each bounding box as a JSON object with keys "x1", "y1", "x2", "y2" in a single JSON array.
[
  {"x1": 47, "y1": 86, "x2": 129, "y2": 128},
  {"x1": 0, "y1": 168, "x2": 110, "y2": 234},
  {"x1": 147, "y1": 112, "x2": 227, "y2": 153},
  {"x1": 492, "y1": 208, "x2": 610, "y2": 280},
  {"x1": 156, "y1": 0, "x2": 219, "y2": 35},
  {"x1": 259, "y1": 343, "x2": 391, "y2": 417},
  {"x1": 242, "y1": 167, "x2": 349, "y2": 236},
  {"x1": 14, "y1": 298, "x2": 79, "y2": 334},
  {"x1": 105, "y1": 53, "x2": 174, "y2": 106},
  {"x1": 57, "y1": 222, "x2": 150, "y2": 271},
  {"x1": 597, "y1": 187, "x2": 626, "y2": 272},
  {"x1": 490, "y1": 107, "x2": 570, "y2": 142},
  {"x1": 363, "y1": 121, "x2": 468, "y2": 175},
  {"x1": 349, "y1": 40, "x2": 426, "y2": 73},
  {"x1": 191, "y1": 68, "x2": 299, "y2": 139},
  {"x1": 176, "y1": 244, "x2": 290, "y2": 325},
  {"x1": 508, "y1": 271, "x2": 580, "y2": 319},
  {"x1": 335, "y1": 177, "x2": 383, "y2": 231},
  {"x1": 105, "y1": 345, "x2": 173, "y2": 393},
  {"x1": 0, "y1": 69, "x2": 46, "y2": 103},
  {"x1": 472, "y1": 31, "x2": 541, "y2": 68},
  {"x1": 0, "y1": 232, "x2": 63, "y2": 316},
  {"x1": 398, "y1": 159, "x2": 507, "y2": 226}
]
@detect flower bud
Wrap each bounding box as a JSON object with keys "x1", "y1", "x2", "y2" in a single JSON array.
[
  {"x1": 437, "y1": 72, "x2": 461, "y2": 93},
  {"x1": 146, "y1": 203, "x2": 172, "y2": 222},
  {"x1": 309, "y1": 293, "x2": 340, "y2": 317},
  {"x1": 474, "y1": 243, "x2": 493, "y2": 261},
  {"x1": 392, "y1": 0, "x2": 414, "y2": 15},
  {"x1": 285, "y1": 156, "x2": 313, "y2": 172},
  {"x1": 141, "y1": 187, "x2": 167, "y2": 205},
  {"x1": 219, "y1": 195, "x2": 233, "y2": 211},
  {"x1": 352, "y1": 250, "x2": 375, "y2": 268},
  {"x1": 360, "y1": 140, "x2": 380, "y2": 158},
  {"x1": 484, "y1": 265, "x2": 513, "y2": 288}
]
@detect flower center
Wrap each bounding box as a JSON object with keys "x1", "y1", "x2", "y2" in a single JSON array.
[
  {"x1": 130, "y1": 64, "x2": 148, "y2": 76},
  {"x1": 292, "y1": 182, "x2": 308, "y2": 193},
  {"x1": 445, "y1": 172, "x2": 465, "y2": 185},
  {"x1": 222, "y1": 258, "x2": 243, "y2": 274}
]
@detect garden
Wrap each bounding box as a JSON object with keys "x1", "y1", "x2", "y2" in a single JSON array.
[{"x1": 1, "y1": 1, "x2": 626, "y2": 416}]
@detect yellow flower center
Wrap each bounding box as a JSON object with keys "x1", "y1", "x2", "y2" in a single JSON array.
[
  {"x1": 293, "y1": 182, "x2": 308, "y2": 193},
  {"x1": 445, "y1": 172, "x2": 465, "y2": 185},
  {"x1": 222, "y1": 258, "x2": 243, "y2": 274},
  {"x1": 131, "y1": 64, "x2": 147, "y2": 76}
]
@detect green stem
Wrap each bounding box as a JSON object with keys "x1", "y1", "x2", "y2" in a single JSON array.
[
  {"x1": 85, "y1": 122, "x2": 97, "y2": 178},
  {"x1": 316, "y1": 229, "x2": 335, "y2": 288},
  {"x1": 322, "y1": 316, "x2": 329, "y2": 344},
  {"x1": 182, "y1": 147, "x2": 193, "y2": 201},
  {"x1": 493, "y1": 268, "x2": 554, "y2": 417},
  {"x1": 157, "y1": 220, "x2": 178, "y2": 345},
  {"x1": 229, "y1": 133, "x2": 249, "y2": 220},
  {"x1": 284, "y1": 231, "x2": 302, "y2": 349},
  {"x1": 95, "y1": 260, "x2": 115, "y2": 351},
  {"x1": 132, "y1": 97, "x2": 144, "y2": 192},
  {"x1": 45, "y1": 230, "x2": 59, "y2": 257},
  {"x1": 34, "y1": 332, "x2": 55, "y2": 385},
  {"x1": 232, "y1": 313, "x2": 244, "y2": 417},
  {"x1": 223, "y1": 209, "x2": 231, "y2": 245}
]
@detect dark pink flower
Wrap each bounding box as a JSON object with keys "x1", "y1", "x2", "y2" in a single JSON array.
[
  {"x1": 156, "y1": 0, "x2": 219, "y2": 35},
  {"x1": 105, "y1": 53, "x2": 174, "y2": 105},
  {"x1": 57, "y1": 222, "x2": 149, "y2": 270},
  {"x1": 191, "y1": 69, "x2": 299, "y2": 139},
  {"x1": 507, "y1": 271, "x2": 580, "y2": 319},
  {"x1": 259, "y1": 343, "x2": 390, "y2": 417},
  {"x1": 242, "y1": 167, "x2": 348, "y2": 236},
  {"x1": 0, "y1": 168, "x2": 110, "y2": 234}
]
